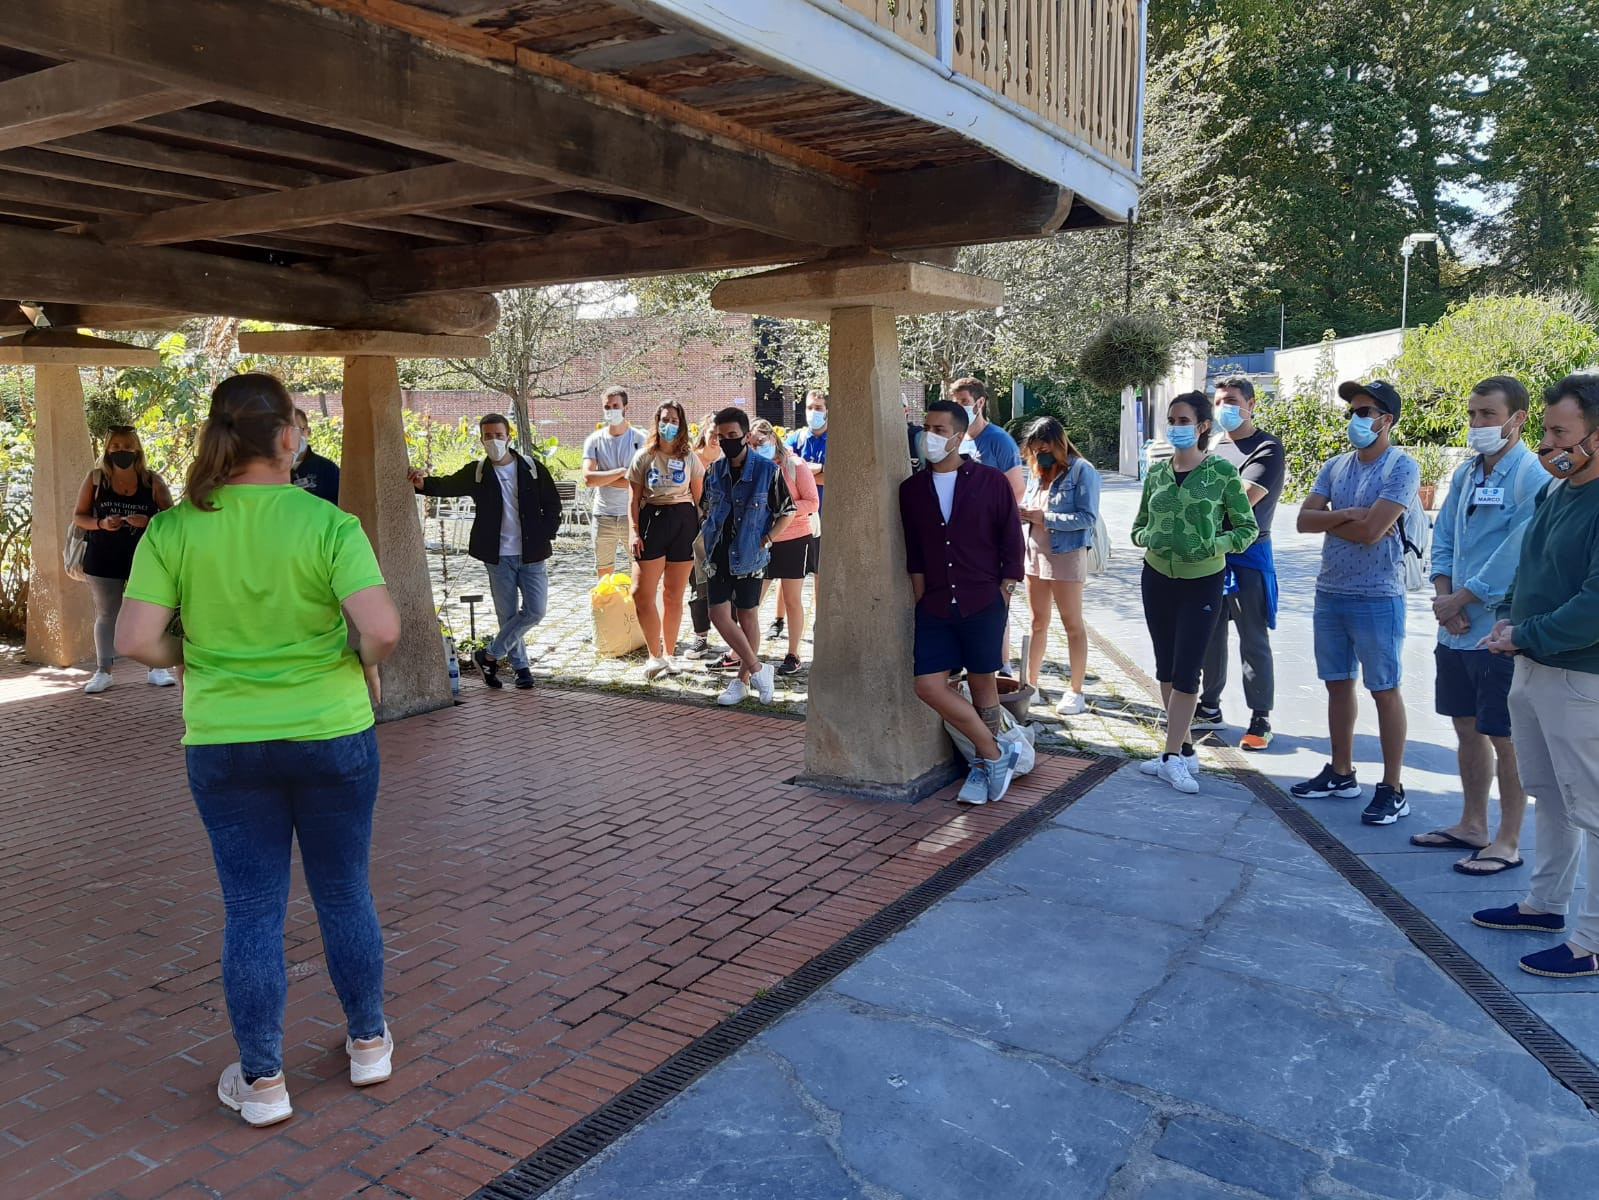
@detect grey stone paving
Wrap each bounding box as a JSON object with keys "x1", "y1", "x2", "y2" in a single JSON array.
[{"x1": 542, "y1": 765, "x2": 1598, "y2": 1200}]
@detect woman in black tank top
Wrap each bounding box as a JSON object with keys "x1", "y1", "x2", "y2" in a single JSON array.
[{"x1": 71, "y1": 425, "x2": 173, "y2": 693}]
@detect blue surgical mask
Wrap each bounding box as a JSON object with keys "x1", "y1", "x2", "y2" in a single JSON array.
[
  {"x1": 1346, "y1": 415, "x2": 1379, "y2": 449},
  {"x1": 1168, "y1": 425, "x2": 1199, "y2": 450},
  {"x1": 658, "y1": 422, "x2": 679, "y2": 441},
  {"x1": 753, "y1": 441, "x2": 777, "y2": 460},
  {"x1": 807, "y1": 410, "x2": 827, "y2": 432},
  {"x1": 1216, "y1": 404, "x2": 1243, "y2": 432}
]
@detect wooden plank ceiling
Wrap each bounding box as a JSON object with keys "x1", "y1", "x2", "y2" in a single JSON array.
[{"x1": 0, "y1": 0, "x2": 1106, "y2": 335}]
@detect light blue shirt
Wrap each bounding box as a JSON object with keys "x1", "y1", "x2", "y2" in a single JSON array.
[
  {"x1": 1429, "y1": 442, "x2": 1544, "y2": 649},
  {"x1": 1310, "y1": 447, "x2": 1421, "y2": 599}
]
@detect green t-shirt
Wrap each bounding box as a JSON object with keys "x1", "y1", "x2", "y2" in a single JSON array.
[{"x1": 124, "y1": 484, "x2": 386, "y2": 746}]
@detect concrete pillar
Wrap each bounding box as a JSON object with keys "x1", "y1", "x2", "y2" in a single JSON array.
[
  {"x1": 25, "y1": 366, "x2": 98, "y2": 667},
  {"x1": 710, "y1": 256, "x2": 1005, "y2": 798}
]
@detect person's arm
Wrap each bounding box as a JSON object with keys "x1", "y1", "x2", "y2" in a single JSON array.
[
  {"x1": 72, "y1": 473, "x2": 107, "y2": 531},
  {"x1": 1237, "y1": 442, "x2": 1281, "y2": 509},
  {"x1": 910, "y1": 572, "x2": 926, "y2": 604},
  {"x1": 1130, "y1": 474, "x2": 1154, "y2": 547},
  {"x1": 1510, "y1": 553, "x2": 1599, "y2": 659},
  {"x1": 1217, "y1": 471, "x2": 1260, "y2": 556},
  {"x1": 537, "y1": 460, "x2": 563, "y2": 539},
  {"x1": 581, "y1": 450, "x2": 627, "y2": 489},
  {"x1": 628, "y1": 459, "x2": 647, "y2": 559},
  {"x1": 1459, "y1": 494, "x2": 1538, "y2": 612},
  {"x1": 764, "y1": 468, "x2": 796, "y2": 543},
  {"x1": 1333, "y1": 454, "x2": 1417, "y2": 545},
  {"x1": 342, "y1": 583, "x2": 401, "y2": 705},
  {"x1": 1297, "y1": 493, "x2": 1355, "y2": 533},
  {"x1": 900, "y1": 483, "x2": 925, "y2": 579},
  {"x1": 1429, "y1": 467, "x2": 1460, "y2": 590},
  {"x1": 1003, "y1": 464, "x2": 1025, "y2": 502},
  {"x1": 412, "y1": 461, "x2": 475, "y2": 498},
  {"x1": 153, "y1": 475, "x2": 174, "y2": 512},
  {"x1": 996, "y1": 477, "x2": 1026, "y2": 586},
  {"x1": 115, "y1": 599, "x2": 183, "y2": 667},
  {"x1": 1331, "y1": 498, "x2": 1405, "y2": 545}
]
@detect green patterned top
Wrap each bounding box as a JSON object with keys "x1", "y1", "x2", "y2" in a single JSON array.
[{"x1": 1131, "y1": 455, "x2": 1259, "y2": 579}]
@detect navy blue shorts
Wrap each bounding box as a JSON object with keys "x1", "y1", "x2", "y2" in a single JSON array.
[
  {"x1": 1434, "y1": 644, "x2": 1514, "y2": 737},
  {"x1": 913, "y1": 597, "x2": 1007, "y2": 677}
]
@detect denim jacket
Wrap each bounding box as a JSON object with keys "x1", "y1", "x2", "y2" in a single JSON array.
[
  {"x1": 1030, "y1": 457, "x2": 1100, "y2": 553},
  {"x1": 702, "y1": 452, "x2": 779, "y2": 577}
]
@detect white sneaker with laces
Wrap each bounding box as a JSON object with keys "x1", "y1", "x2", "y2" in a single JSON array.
[
  {"x1": 717, "y1": 678, "x2": 748, "y2": 706},
  {"x1": 1157, "y1": 753, "x2": 1200, "y2": 794},
  {"x1": 1140, "y1": 749, "x2": 1198, "y2": 777},
  {"x1": 146, "y1": 667, "x2": 177, "y2": 687},
  {"x1": 751, "y1": 662, "x2": 775, "y2": 704},
  {"x1": 347, "y1": 1024, "x2": 394, "y2": 1087},
  {"x1": 1055, "y1": 690, "x2": 1087, "y2": 716},
  {"x1": 83, "y1": 670, "x2": 113, "y2": 694},
  {"x1": 216, "y1": 1063, "x2": 293, "y2": 1127}
]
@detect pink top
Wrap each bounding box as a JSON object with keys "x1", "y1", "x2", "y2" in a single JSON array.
[{"x1": 775, "y1": 450, "x2": 819, "y2": 541}]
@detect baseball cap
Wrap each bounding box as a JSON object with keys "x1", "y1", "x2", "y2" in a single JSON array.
[{"x1": 1337, "y1": 379, "x2": 1402, "y2": 419}]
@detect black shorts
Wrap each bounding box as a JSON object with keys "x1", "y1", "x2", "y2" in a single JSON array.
[
  {"x1": 1434, "y1": 645, "x2": 1514, "y2": 737},
  {"x1": 707, "y1": 569, "x2": 763, "y2": 610},
  {"x1": 1141, "y1": 563, "x2": 1225, "y2": 695},
  {"x1": 637, "y1": 502, "x2": 698, "y2": 563},
  {"x1": 808, "y1": 534, "x2": 821, "y2": 574},
  {"x1": 764, "y1": 536, "x2": 814, "y2": 580}
]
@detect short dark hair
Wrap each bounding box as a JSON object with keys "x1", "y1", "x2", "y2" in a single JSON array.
[
  {"x1": 480, "y1": 413, "x2": 511, "y2": 432},
  {"x1": 713, "y1": 405, "x2": 749, "y2": 433},
  {"x1": 1217, "y1": 377, "x2": 1255, "y2": 401},
  {"x1": 950, "y1": 376, "x2": 988, "y2": 402},
  {"x1": 293, "y1": 407, "x2": 310, "y2": 422},
  {"x1": 1472, "y1": 375, "x2": 1529, "y2": 415},
  {"x1": 925, "y1": 399, "x2": 969, "y2": 436},
  {"x1": 1169, "y1": 390, "x2": 1217, "y2": 450},
  {"x1": 1544, "y1": 373, "x2": 1599, "y2": 428},
  {"x1": 602, "y1": 386, "x2": 628, "y2": 405}
]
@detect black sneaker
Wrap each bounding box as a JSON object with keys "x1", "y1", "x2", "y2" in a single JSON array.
[
  {"x1": 472, "y1": 649, "x2": 503, "y2": 690},
  {"x1": 710, "y1": 652, "x2": 742, "y2": 672},
  {"x1": 514, "y1": 668, "x2": 534, "y2": 690},
  {"x1": 1361, "y1": 783, "x2": 1410, "y2": 825},
  {"x1": 683, "y1": 637, "x2": 713, "y2": 660},
  {"x1": 766, "y1": 617, "x2": 785, "y2": 640},
  {"x1": 1291, "y1": 763, "x2": 1359, "y2": 799},
  {"x1": 1190, "y1": 704, "x2": 1225, "y2": 731},
  {"x1": 775, "y1": 653, "x2": 801, "y2": 676}
]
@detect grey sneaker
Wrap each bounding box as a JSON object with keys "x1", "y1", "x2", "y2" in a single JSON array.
[
  {"x1": 956, "y1": 761, "x2": 991, "y2": 805},
  {"x1": 986, "y1": 743, "x2": 1021, "y2": 802},
  {"x1": 217, "y1": 1064, "x2": 293, "y2": 1127}
]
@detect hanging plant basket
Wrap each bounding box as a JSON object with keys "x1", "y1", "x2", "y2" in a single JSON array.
[{"x1": 1077, "y1": 314, "x2": 1175, "y2": 393}]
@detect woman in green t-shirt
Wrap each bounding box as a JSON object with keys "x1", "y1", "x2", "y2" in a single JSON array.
[{"x1": 116, "y1": 373, "x2": 402, "y2": 1128}]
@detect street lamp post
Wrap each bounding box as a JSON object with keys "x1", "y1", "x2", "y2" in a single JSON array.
[{"x1": 1400, "y1": 232, "x2": 1438, "y2": 335}]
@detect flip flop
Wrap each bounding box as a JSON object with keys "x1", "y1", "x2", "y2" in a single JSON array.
[
  {"x1": 1410, "y1": 829, "x2": 1489, "y2": 850},
  {"x1": 1453, "y1": 852, "x2": 1525, "y2": 876}
]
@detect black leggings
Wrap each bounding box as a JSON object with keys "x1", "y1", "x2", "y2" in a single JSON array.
[{"x1": 1141, "y1": 563, "x2": 1225, "y2": 695}]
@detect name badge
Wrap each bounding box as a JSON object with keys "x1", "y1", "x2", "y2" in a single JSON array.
[
  {"x1": 1473, "y1": 486, "x2": 1505, "y2": 507},
  {"x1": 668, "y1": 458, "x2": 684, "y2": 471}
]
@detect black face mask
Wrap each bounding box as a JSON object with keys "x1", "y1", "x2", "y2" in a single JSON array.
[
  {"x1": 719, "y1": 436, "x2": 747, "y2": 460},
  {"x1": 108, "y1": 451, "x2": 137, "y2": 469}
]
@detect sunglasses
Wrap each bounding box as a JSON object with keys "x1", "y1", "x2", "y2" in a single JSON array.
[{"x1": 1347, "y1": 407, "x2": 1383, "y2": 419}]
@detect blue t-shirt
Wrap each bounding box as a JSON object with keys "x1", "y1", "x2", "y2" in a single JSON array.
[
  {"x1": 967, "y1": 424, "x2": 1021, "y2": 475},
  {"x1": 1310, "y1": 447, "x2": 1421, "y2": 598},
  {"x1": 788, "y1": 428, "x2": 827, "y2": 510}
]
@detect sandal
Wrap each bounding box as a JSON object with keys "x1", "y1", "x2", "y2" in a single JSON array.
[
  {"x1": 1410, "y1": 829, "x2": 1488, "y2": 850},
  {"x1": 1452, "y1": 851, "x2": 1524, "y2": 876}
]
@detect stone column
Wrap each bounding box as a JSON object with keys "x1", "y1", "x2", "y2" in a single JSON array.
[
  {"x1": 1, "y1": 332, "x2": 160, "y2": 668},
  {"x1": 710, "y1": 257, "x2": 1005, "y2": 797},
  {"x1": 236, "y1": 330, "x2": 489, "y2": 722}
]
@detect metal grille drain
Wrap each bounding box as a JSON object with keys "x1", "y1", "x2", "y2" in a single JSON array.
[
  {"x1": 472, "y1": 752, "x2": 1121, "y2": 1199},
  {"x1": 1087, "y1": 626, "x2": 1599, "y2": 1114}
]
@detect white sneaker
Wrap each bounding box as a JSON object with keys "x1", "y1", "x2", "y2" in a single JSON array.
[
  {"x1": 1139, "y1": 748, "x2": 1198, "y2": 777},
  {"x1": 751, "y1": 662, "x2": 775, "y2": 704},
  {"x1": 346, "y1": 1024, "x2": 394, "y2": 1087},
  {"x1": 1055, "y1": 690, "x2": 1087, "y2": 716},
  {"x1": 660, "y1": 656, "x2": 680, "y2": 676},
  {"x1": 83, "y1": 670, "x2": 113, "y2": 694},
  {"x1": 216, "y1": 1063, "x2": 293, "y2": 1127},
  {"x1": 717, "y1": 678, "x2": 748, "y2": 706},
  {"x1": 1157, "y1": 753, "x2": 1200, "y2": 794},
  {"x1": 146, "y1": 667, "x2": 177, "y2": 687},
  {"x1": 643, "y1": 656, "x2": 669, "y2": 681}
]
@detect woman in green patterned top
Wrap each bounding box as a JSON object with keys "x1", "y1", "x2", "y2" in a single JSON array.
[{"x1": 1132, "y1": 391, "x2": 1258, "y2": 792}]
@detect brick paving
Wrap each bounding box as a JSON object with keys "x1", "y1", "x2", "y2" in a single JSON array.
[{"x1": 0, "y1": 647, "x2": 1092, "y2": 1200}]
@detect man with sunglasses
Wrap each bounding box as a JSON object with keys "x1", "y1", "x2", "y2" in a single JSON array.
[{"x1": 1292, "y1": 380, "x2": 1420, "y2": 826}]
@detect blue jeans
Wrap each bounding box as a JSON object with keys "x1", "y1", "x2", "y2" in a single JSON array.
[
  {"x1": 1313, "y1": 591, "x2": 1405, "y2": 691},
  {"x1": 186, "y1": 729, "x2": 386, "y2": 1079},
  {"x1": 485, "y1": 555, "x2": 548, "y2": 670}
]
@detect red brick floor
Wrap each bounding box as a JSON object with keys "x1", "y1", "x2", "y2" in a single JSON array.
[{"x1": 0, "y1": 660, "x2": 1092, "y2": 1199}]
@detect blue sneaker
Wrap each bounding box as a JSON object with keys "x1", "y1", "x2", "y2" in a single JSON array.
[
  {"x1": 956, "y1": 761, "x2": 991, "y2": 805},
  {"x1": 986, "y1": 743, "x2": 1021, "y2": 802}
]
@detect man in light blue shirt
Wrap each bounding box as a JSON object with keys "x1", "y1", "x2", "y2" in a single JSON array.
[{"x1": 1416, "y1": 376, "x2": 1545, "y2": 875}]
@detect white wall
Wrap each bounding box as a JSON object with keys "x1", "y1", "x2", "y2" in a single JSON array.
[
  {"x1": 1118, "y1": 341, "x2": 1207, "y2": 476},
  {"x1": 1274, "y1": 329, "x2": 1404, "y2": 400}
]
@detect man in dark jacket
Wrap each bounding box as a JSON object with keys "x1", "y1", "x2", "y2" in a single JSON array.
[
  {"x1": 408, "y1": 413, "x2": 561, "y2": 690},
  {"x1": 292, "y1": 408, "x2": 341, "y2": 504}
]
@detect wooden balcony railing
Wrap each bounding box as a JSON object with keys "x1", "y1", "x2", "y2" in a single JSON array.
[{"x1": 836, "y1": 0, "x2": 1143, "y2": 171}]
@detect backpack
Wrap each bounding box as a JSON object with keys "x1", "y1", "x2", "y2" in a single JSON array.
[{"x1": 1331, "y1": 449, "x2": 1428, "y2": 592}]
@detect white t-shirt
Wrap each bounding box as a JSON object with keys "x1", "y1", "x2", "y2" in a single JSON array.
[
  {"x1": 932, "y1": 469, "x2": 958, "y2": 523},
  {"x1": 494, "y1": 459, "x2": 522, "y2": 557}
]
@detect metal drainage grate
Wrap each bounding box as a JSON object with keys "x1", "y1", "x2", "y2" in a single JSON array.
[
  {"x1": 471, "y1": 753, "x2": 1121, "y2": 1199},
  {"x1": 1088, "y1": 625, "x2": 1599, "y2": 1114}
]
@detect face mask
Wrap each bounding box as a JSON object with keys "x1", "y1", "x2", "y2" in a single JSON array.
[
  {"x1": 719, "y1": 436, "x2": 748, "y2": 460},
  {"x1": 922, "y1": 432, "x2": 953, "y2": 463},
  {"x1": 1465, "y1": 422, "x2": 1512, "y2": 456},
  {"x1": 657, "y1": 422, "x2": 679, "y2": 441},
  {"x1": 1167, "y1": 425, "x2": 1199, "y2": 450},
  {"x1": 484, "y1": 438, "x2": 508, "y2": 460},
  {"x1": 605, "y1": 409, "x2": 626, "y2": 427},
  {"x1": 961, "y1": 404, "x2": 978, "y2": 426},
  {"x1": 1538, "y1": 432, "x2": 1595, "y2": 480},
  {"x1": 295, "y1": 432, "x2": 309, "y2": 460},
  {"x1": 1035, "y1": 451, "x2": 1057, "y2": 469},
  {"x1": 1346, "y1": 415, "x2": 1379, "y2": 449},
  {"x1": 753, "y1": 441, "x2": 777, "y2": 460},
  {"x1": 107, "y1": 450, "x2": 137, "y2": 469},
  {"x1": 807, "y1": 410, "x2": 827, "y2": 432},
  {"x1": 1216, "y1": 404, "x2": 1244, "y2": 432}
]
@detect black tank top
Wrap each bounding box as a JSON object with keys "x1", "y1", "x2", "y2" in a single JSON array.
[{"x1": 84, "y1": 471, "x2": 160, "y2": 581}]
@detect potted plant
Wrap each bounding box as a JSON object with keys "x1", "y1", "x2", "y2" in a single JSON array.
[
  {"x1": 1077, "y1": 313, "x2": 1175, "y2": 395},
  {"x1": 1408, "y1": 442, "x2": 1450, "y2": 510}
]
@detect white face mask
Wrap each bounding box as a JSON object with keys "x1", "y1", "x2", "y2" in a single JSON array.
[
  {"x1": 484, "y1": 438, "x2": 508, "y2": 460},
  {"x1": 1466, "y1": 422, "x2": 1512, "y2": 456},
  {"x1": 961, "y1": 404, "x2": 977, "y2": 426},
  {"x1": 923, "y1": 432, "x2": 953, "y2": 463},
  {"x1": 604, "y1": 408, "x2": 626, "y2": 426},
  {"x1": 295, "y1": 432, "x2": 308, "y2": 461}
]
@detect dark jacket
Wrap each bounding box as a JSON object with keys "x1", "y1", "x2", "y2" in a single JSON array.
[
  {"x1": 419, "y1": 452, "x2": 562, "y2": 565},
  {"x1": 292, "y1": 449, "x2": 341, "y2": 504}
]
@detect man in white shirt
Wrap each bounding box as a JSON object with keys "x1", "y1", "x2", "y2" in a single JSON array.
[{"x1": 582, "y1": 386, "x2": 645, "y2": 578}]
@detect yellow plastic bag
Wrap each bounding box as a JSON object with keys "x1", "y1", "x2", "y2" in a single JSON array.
[{"x1": 591, "y1": 576, "x2": 646, "y2": 658}]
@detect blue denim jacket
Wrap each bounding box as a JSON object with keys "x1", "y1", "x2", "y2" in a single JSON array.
[
  {"x1": 1030, "y1": 457, "x2": 1100, "y2": 553},
  {"x1": 1429, "y1": 442, "x2": 1544, "y2": 649},
  {"x1": 702, "y1": 452, "x2": 778, "y2": 577}
]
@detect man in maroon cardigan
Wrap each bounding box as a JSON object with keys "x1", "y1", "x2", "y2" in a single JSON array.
[{"x1": 900, "y1": 399, "x2": 1027, "y2": 805}]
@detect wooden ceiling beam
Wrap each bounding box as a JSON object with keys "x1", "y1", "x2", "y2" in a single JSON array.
[
  {"x1": 0, "y1": 63, "x2": 204, "y2": 153},
  {"x1": 6, "y1": 0, "x2": 869, "y2": 247},
  {"x1": 0, "y1": 224, "x2": 498, "y2": 336}
]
